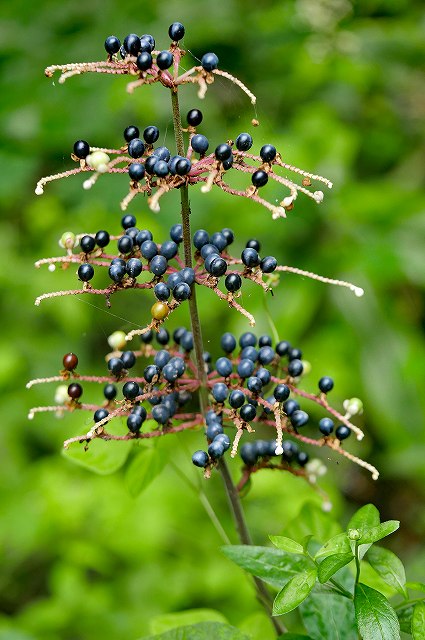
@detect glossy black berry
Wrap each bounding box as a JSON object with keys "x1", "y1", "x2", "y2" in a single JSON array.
[
  {"x1": 78, "y1": 263, "x2": 94, "y2": 282},
  {"x1": 240, "y1": 346, "x2": 257, "y2": 362},
  {"x1": 319, "y1": 417, "x2": 334, "y2": 435},
  {"x1": 318, "y1": 376, "x2": 334, "y2": 393},
  {"x1": 284, "y1": 399, "x2": 300, "y2": 416},
  {"x1": 149, "y1": 255, "x2": 168, "y2": 276},
  {"x1": 73, "y1": 140, "x2": 90, "y2": 159},
  {"x1": 282, "y1": 440, "x2": 298, "y2": 461},
  {"x1": 240, "y1": 443, "x2": 257, "y2": 466},
  {"x1": 208, "y1": 440, "x2": 225, "y2": 459},
  {"x1": 215, "y1": 433, "x2": 230, "y2": 451},
  {"x1": 206, "y1": 422, "x2": 223, "y2": 440},
  {"x1": 260, "y1": 256, "x2": 277, "y2": 273},
  {"x1": 152, "y1": 405, "x2": 170, "y2": 425},
  {"x1": 260, "y1": 144, "x2": 277, "y2": 163},
  {"x1": 95, "y1": 230, "x2": 110, "y2": 248},
  {"x1": 108, "y1": 357, "x2": 124, "y2": 375},
  {"x1": 237, "y1": 358, "x2": 255, "y2": 378},
  {"x1": 168, "y1": 22, "x2": 185, "y2": 41},
  {"x1": 119, "y1": 45, "x2": 127, "y2": 59},
  {"x1": 205, "y1": 410, "x2": 222, "y2": 425},
  {"x1": 128, "y1": 138, "x2": 145, "y2": 158},
  {"x1": 144, "y1": 156, "x2": 156, "y2": 175},
  {"x1": 193, "y1": 229, "x2": 209, "y2": 249},
  {"x1": 144, "y1": 364, "x2": 160, "y2": 384},
  {"x1": 288, "y1": 348, "x2": 302, "y2": 361},
  {"x1": 117, "y1": 235, "x2": 133, "y2": 255},
  {"x1": 252, "y1": 170, "x2": 268, "y2": 188},
  {"x1": 173, "y1": 282, "x2": 191, "y2": 301},
  {"x1": 127, "y1": 413, "x2": 142, "y2": 433},
  {"x1": 154, "y1": 350, "x2": 171, "y2": 370},
  {"x1": 154, "y1": 282, "x2": 170, "y2": 301},
  {"x1": 170, "y1": 223, "x2": 183, "y2": 244},
  {"x1": 225, "y1": 273, "x2": 242, "y2": 292},
  {"x1": 276, "y1": 340, "x2": 291, "y2": 357},
  {"x1": 192, "y1": 450, "x2": 209, "y2": 468},
  {"x1": 180, "y1": 267, "x2": 195, "y2": 285},
  {"x1": 191, "y1": 134, "x2": 209, "y2": 155},
  {"x1": 181, "y1": 330, "x2": 194, "y2": 352},
  {"x1": 125, "y1": 258, "x2": 142, "y2": 278},
  {"x1": 215, "y1": 143, "x2": 232, "y2": 161},
  {"x1": 68, "y1": 382, "x2": 83, "y2": 399},
  {"x1": 140, "y1": 329, "x2": 153, "y2": 344},
  {"x1": 122, "y1": 381, "x2": 140, "y2": 400},
  {"x1": 169, "y1": 356, "x2": 185, "y2": 377},
  {"x1": 336, "y1": 425, "x2": 351, "y2": 440},
  {"x1": 142, "y1": 126, "x2": 160, "y2": 145},
  {"x1": 201, "y1": 243, "x2": 219, "y2": 260},
  {"x1": 229, "y1": 389, "x2": 245, "y2": 409},
  {"x1": 155, "y1": 328, "x2": 169, "y2": 346},
  {"x1": 125, "y1": 226, "x2": 140, "y2": 242},
  {"x1": 187, "y1": 109, "x2": 203, "y2": 126},
  {"x1": 63, "y1": 353, "x2": 78, "y2": 371},
  {"x1": 209, "y1": 256, "x2": 227, "y2": 277},
  {"x1": 124, "y1": 126, "x2": 139, "y2": 142},
  {"x1": 212, "y1": 382, "x2": 228, "y2": 403},
  {"x1": 274, "y1": 384, "x2": 290, "y2": 402},
  {"x1": 156, "y1": 50, "x2": 173, "y2": 70},
  {"x1": 247, "y1": 376, "x2": 262, "y2": 394},
  {"x1": 175, "y1": 157, "x2": 191, "y2": 175},
  {"x1": 288, "y1": 359, "x2": 304, "y2": 377},
  {"x1": 152, "y1": 146, "x2": 171, "y2": 162},
  {"x1": 104, "y1": 36, "x2": 121, "y2": 55},
  {"x1": 239, "y1": 332, "x2": 257, "y2": 348},
  {"x1": 108, "y1": 263, "x2": 126, "y2": 283},
  {"x1": 124, "y1": 33, "x2": 141, "y2": 55},
  {"x1": 121, "y1": 214, "x2": 136, "y2": 229},
  {"x1": 221, "y1": 228, "x2": 234, "y2": 245},
  {"x1": 94, "y1": 408, "x2": 109, "y2": 423},
  {"x1": 121, "y1": 351, "x2": 136, "y2": 369},
  {"x1": 128, "y1": 163, "x2": 145, "y2": 181},
  {"x1": 215, "y1": 357, "x2": 233, "y2": 377},
  {"x1": 235, "y1": 133, "x2": 253, "y2": 151},
  {"x1": 160, "y1": 240, "x2": 178, "y2": 259},
  {"x1": 297, "y1": 451, "x2": 309, "y2": 466},
  {"x1": 291, "y1": 410, "x2": 309, "y2": 428},
  {"x1": 167, "y1": 272, "x2": 182, "y2": 289},
  {"x1": 141, "y1": 240, "x2": 158, "y2": 260},
  {"x1": 221, "y1": 332, "x2": 236, "y2": 353},
  {"x1": 241, "y1": 248, "x2": 260, "y2": 268},
  {"x1": 80, "y1": 235, "x2": 95, "y2": 253},
  {"x1": 210, "y1": 232, "x2": 227, "y2": 252},
  {"x1": 256, "y1": 367, "x2": 271, "y2": 386},
  {"x1": 137, "y1": 52, "x2": 153, "y2": 71},
  {"x1": 103, "y1": 383, "x2": 117, "y2": 400},
  {"x1": 258, "y1": 346, "x2": 275, "y2": 365},
  {"x1": 153, "y1": 160, "x2": 168, "y2": 177},
  {"x1": 201, "y1": 52, "x2": 219, "y2": 71}
]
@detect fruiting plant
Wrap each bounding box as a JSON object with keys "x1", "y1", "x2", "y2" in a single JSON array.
[{"x1": 27, "y1": 22, "x2": 421, "y2": 639}]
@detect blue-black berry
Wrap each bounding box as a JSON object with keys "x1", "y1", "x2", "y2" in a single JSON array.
[
  {"x1": 201, "y1": 52, "x2": 219, "y2": 71},
  {"x1": 156, "y1": 50, "x2": 173, "y2": 70},
  {"x1": 187, "y1": 109, "x2": 203, "y2": 126},
  {"x1": 235, "y1": 133, "x2": 253, "y2": 151},
  {"x1": 318, "y1": 376, "x2": 334, "y2": 393},
  {"x1": 104, "y1": 36, "x2": 121, "y2": 55},
  {"x1": 168, "y1": 22, "x2": 185, "y2": 41},
  {"x1": 78, "y1": 263, "x2": 94, "y2": 282}
]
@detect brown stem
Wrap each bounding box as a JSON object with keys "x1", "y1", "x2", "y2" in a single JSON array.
[{"x1": 169, "y1": 87, "x2": 285, "y2": 637}]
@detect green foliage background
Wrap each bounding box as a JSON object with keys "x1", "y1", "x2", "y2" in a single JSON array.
[{"x1": 1, "y1": 1, "x2": 424, "y2": 638}]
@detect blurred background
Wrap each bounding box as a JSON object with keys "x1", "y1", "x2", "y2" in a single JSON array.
[{"x1": 1, "y1": 0, "x2": 424, "y2": 638}]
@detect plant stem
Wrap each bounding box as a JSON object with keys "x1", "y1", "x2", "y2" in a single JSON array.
[
  {"x1": 328, "y1": 578, "x2": 354, "y2": 600},
  {"x1": 169, "y1": 87, "x2": 285, "y2": 636},
  {"x1": 354, "y1": 542, "x2": 361, "y2": 585}
]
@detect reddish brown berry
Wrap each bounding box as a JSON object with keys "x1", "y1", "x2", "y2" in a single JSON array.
[
  {"x1": 63, "y1": 353, "x2": 78, "y2": 371},
  {"x1": 67, "y1": 382, "x2": 83, "y2": 399}
]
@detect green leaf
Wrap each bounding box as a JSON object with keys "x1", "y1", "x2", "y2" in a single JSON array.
[
  {"x1": 62, "y1": 436, "x2": 132, "y2": 474},
  {"x1": 300, "y1": 586, "x2": 358, "y2": 640},
  {"x1": 273, "y1": 568, "x2": 317, "y2": 615},
  {"x1": 239, "y1": 612, "x2": 276, "y2": 640},
  {"x1": 359, "y1": 521, "x2": 400, "y2": 544},
  {"x1": 269, "y1": 535, "x2": 304, "y2": 555},
  {"x1": 283, "y1": 502, "x2": 341, "y2": 544},
  {"x1": 398, "y1": 604, "x2": 415, "y2": 634},
  {"x1": 318, "y1": 553, "x2": 354, "y2": 584},
  {"x1": 407, "y1": 582, "x2": 425, "y2": 594},
  {"x1": 221, "y1": 545, "x2": 312, "y2": 588},
  {"x1": 277, "y1": 635, "x2": 313, "y2": 639},
  {"x1": 366, "y1": 545, "x2": 407, "y2": 597},
  {"x1": 412, "y1": 602, "x2": 425, "y2": 640},
  {"x1": 139, "y1": 621, "x2": 249, "y2": 640},
  {"x1": 149, "y1": 610, "x2": 227, "y2": 634},
  {"x1": 315, "y1": 533, "x2": 351, "y2": 560},
  {"x1": 348, "y1": 504, "x2": 380, "y2": 533},
  {"x1": 354, "y1": 583, "x2": 400, "y2": 640},
  {"x1": 125, "y1": 443, "x2": 168, "y2": 497}
]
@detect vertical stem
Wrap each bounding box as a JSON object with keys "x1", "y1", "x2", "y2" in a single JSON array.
[{"x1": 169, "y1": 87, "x2": 285, "y2": 636}]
